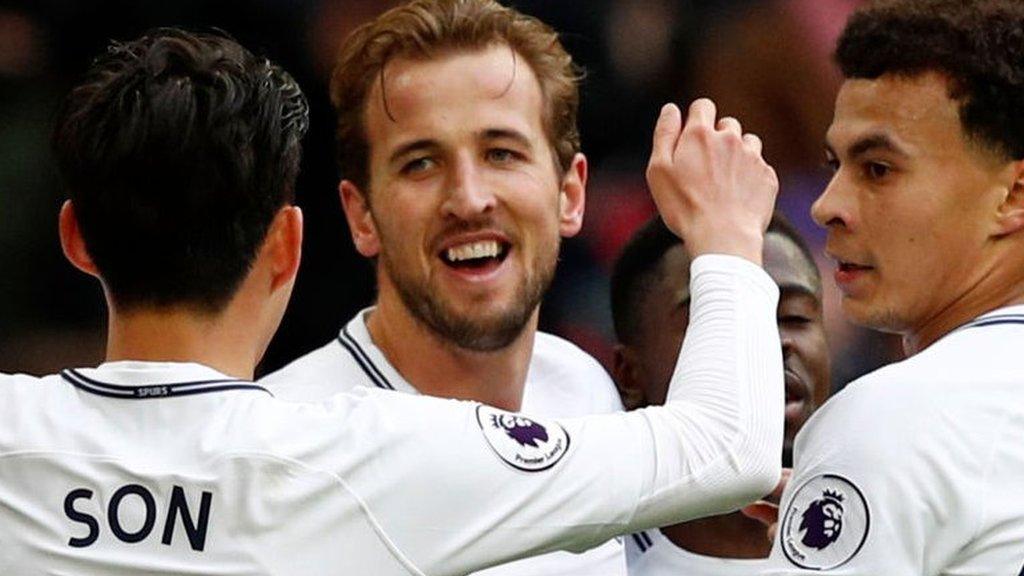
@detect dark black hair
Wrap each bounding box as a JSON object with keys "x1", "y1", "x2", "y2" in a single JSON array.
[
  {"x1": 52, "y1": 28, "x2": 309, "y2": 313},
  {"x1": 610, "y1": 212, "x2": 819, "y2": 344},
  {"x1": 836, "y1": 0, "x2": 1024, "y2": 160}
]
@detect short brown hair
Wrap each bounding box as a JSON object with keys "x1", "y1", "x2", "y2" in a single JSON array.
[{"x1": 330, "y1": 0, "x2": 582, "y2": 191}]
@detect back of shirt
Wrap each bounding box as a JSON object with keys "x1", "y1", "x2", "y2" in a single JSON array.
[{"x1": 0, "y1": 364, "x2": 421, "y2": 575}]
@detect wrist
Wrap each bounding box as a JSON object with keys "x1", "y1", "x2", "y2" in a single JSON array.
[{"x1": 686, "y1": 225, "x2": 764, "y2": 265}]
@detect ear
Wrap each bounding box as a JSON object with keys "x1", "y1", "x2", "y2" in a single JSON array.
[
  {"x1": 59, "y1": 200, "x2": 100, "y2": 278},
  {"x1": 263, "y1": 205, "x2": 303, "y2": 292},
  {"x1": 340, "y1": 180, "x2": 381, "y2": 257},
  {"x1": 612, "y1": 344, "x2": 647, "y2": 411},
  {"x1": 994, "y1": 159, "x2": 1024, "y2": 237},
  {"x1": 558, "y1": 153, "x2": 587, "y2": 238}
]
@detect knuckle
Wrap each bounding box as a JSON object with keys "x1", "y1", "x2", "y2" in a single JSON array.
[{"x1": 686, "y1": 123, "x2": 711, "y2": 140}]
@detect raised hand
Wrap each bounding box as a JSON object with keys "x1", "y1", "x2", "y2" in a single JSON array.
[{"x1": 645, "y1": 99, "x2": 779, "y2": 264}]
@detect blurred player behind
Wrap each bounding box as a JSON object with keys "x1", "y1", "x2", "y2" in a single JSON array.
[
  {"x1": 262, "y1": 2, "x2": 630, "y2": 572},
  {"x1": 0, "y1": 26, "x2": 784, "y2": 575},
  {"x1": 611, "y1": 213, "x2": 830, "y2": 575},
  {"x1": 758, "y1": 1, "x2": 1024, "y2": 573}
]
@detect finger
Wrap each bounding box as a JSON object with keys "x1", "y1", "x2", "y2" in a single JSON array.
[
  {"x1": 741, "y1": 501, "x2": 779, "y2": 527},
  {"x1": 686, "y1": 98, "x2": 717, "y2": 132},
  {"x1": 716, "y1": 116, "x2": 742, "y2": 136},
  {"x1": 743, "y1": 132, "x2": 763, "y2": 155},
  {"x1": 650, "y1": 103, "x2": 683, "y2": 165}
]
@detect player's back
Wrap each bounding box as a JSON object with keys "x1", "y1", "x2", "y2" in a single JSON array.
[{"x1": 0, "y1": 361, "x2": 426, "y2": 575}]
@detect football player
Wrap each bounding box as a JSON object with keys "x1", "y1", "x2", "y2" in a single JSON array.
[
  {"x1": 261, "y1": 2, "x2": 626, "y2": 573},
  {"x1": 611, "y1": 213, "x2": 830, "y2": 575},
  {"x1": 759, "y1": 1, "x2": 1024, "y2": 573}
]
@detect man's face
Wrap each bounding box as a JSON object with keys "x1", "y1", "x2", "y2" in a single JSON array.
[
  {"x1": 343, "y1": 45, "x2": 585, "y2": 350},
  {"x1": 616, "y1": 233, "x2": 829, "y2": 459},
  {"x1": 816, "y1": 72, "x2": 1010, "y2": 335}
]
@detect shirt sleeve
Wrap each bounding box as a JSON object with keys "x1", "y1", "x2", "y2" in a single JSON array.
[
  {"x1": 757, "y1": 378, "x2": 984, "y2": 576},
  {"x1": 344, "y1": 255, "x2": 783, "y2": 576}
]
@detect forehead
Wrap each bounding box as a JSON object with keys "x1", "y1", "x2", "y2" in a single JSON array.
[
  {"x1": 764, "y1": 232, "x2": 818, "y2": 297},
  {"x1": 644, "y1": 243, "x2": 691, "y2": 307},
  {"x1": 828, "y1": 72, "x2": 965, "y2": 157},
  {"x1": 364, "y1": 44, "x2": 546, "y2": 147}
]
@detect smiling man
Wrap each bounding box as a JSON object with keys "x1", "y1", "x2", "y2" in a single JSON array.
[
  {"x1": 261, "y1": 1, "x2": 626, "y2": 573},
  {"x1": 611, "y1": 214, "x2": 830, "y2": 575},
  {"x1": 758, "y1": 1, "x2": 1024, "y2": 574}
]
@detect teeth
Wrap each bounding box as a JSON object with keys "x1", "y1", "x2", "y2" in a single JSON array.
[{"x1": 446, "y1": 240, "x2": 501, "y2": 262}]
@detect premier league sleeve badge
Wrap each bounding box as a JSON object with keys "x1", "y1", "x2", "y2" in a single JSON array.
[
  {"x1": 780, "y1": 474, "x2": 870, "y2": 570},
  {"x1": 476, "y1": 405, "x2": 570, "y2": 472}
]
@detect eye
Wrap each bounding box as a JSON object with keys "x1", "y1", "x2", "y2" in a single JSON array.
[
  {"x1": 779, "y1": 315, "x2": 811, "y2": 326},
  {"x1": 823, "y1": 156, "x2": 839, "y2": 174},
  {"x1": 486, "y1": 148, "x2": 520, "y2": 164},
  {"x1": 401, "y1": 156, "x2": 436, "y2": 175},
  {"x1": 863, "y1": 161, "x2": 892, "y2": 180}
]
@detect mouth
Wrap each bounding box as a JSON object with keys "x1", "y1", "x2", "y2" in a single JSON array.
[
  {"x1": 828, "y1": 253, "x2": 874, "y2": 292},
  {"x1": 784, "y1": 369, "x2": 809, "y2": 421},
  {"x1": 438, "y1": 237, "x2": 512, "y2": 275},
  {"x1": 837, "y1": 260, "x2": 873, "y2": 274}
]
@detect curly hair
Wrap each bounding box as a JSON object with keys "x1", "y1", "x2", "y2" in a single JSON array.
[
  {"x1": 330, "y1": 0, "x2": 582, "y2": 192},
  {"x1": 836, "y1": 0, "x2": 1024, "y2": 159},
  {"x1": 52, "y1": 28, "x2": 309, "y2": 313}
]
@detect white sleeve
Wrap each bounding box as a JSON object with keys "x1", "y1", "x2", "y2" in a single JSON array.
[
  {"x1": 757, "y1": 382, "x2": 983, "y2": 575},
  {"x1": 349, "y1": 255, "x2": 783, "y2": 575}
]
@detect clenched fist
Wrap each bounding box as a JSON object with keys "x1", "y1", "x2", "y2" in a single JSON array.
[{"x1": 646, "y1": 99, "x2": 779, "y2": 265}]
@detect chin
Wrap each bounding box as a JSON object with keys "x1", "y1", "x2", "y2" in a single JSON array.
[{"x1": 842, "y1": 298, "x2": 907, "y2": 334}]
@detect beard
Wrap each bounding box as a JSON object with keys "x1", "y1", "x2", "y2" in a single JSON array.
[{"x1": 379, "y1": 238, "x2": 558, "y2": 352}]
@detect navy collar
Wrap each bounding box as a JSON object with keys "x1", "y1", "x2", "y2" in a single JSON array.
[{"x1": 61, "y1": 368, "x2": 271, "y2": 400}]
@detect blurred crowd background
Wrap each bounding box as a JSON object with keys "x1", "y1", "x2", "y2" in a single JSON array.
[{"x1": 0, "y1": 0, "x2": 902, "y2": 392}]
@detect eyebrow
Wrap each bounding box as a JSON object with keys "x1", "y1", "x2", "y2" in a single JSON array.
[
  {"x1": 388, "y1": 139, "x2": 439, "y2": 165},
  {"x1": 826, "y1": 133, "x2": 910, "y2": 161},
  {"x1": 779, "y1": 283, "x2": 821, "y2": 300},
  {"x1": 481, "y1": 128, "x2": 533, "y2": 150}
]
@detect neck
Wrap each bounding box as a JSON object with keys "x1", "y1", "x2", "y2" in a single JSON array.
[
  {"x1": 660, "y1": 512, "x2": 771, "y2": 559},
  {"x1": 368, "y1": 291, "x2": 535, "y2": 411},
  {"x1": 105, "y1": 305, "x2": 258, "y2": 380},
  {"x1": 904, "y1": 258, "x2": 1024, "y2": 355}
]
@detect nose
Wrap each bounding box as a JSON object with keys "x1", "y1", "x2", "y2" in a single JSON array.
[
  {"x1": 780, "y1": 326, "x2": 796, "y2": 359},
  {"x1": 810, "y1": 175, "x2": 849, "y2": 231},
  {"x1": 441, "y1": 155, "x2": 495, "y2": 220}
]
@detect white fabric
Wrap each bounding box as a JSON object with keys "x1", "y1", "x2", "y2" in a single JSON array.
[
  {"x1": 263, "y1": 308, "x2": 627, "y2": 576},
  {"x1": 0, "y1": 255, "x2": 782, "y2": 575},
  {"x1": 625, "y1": 528, "x2": 766, "y2": 576},
  {"x1": 760, "y1": 304, "x2": 1024, "y2": 575}
]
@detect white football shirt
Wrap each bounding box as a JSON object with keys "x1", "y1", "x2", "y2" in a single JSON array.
[
  {"x1": 761, "y1": 304, "x2": 1024, "y2": 575},
  {"x1": 625, "y1": 528, "x2": 765, "y2": 575},
  {"x1": 263, "y1": 309, "x2": 627, "y2": 575},
  {"x1": 0, "y1": 255, "x2": 783, "y2": 575}
]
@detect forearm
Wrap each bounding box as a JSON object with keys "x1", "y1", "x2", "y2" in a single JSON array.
[{"x1": 629, "y1": 254, "x2": 783, "y2": 529}]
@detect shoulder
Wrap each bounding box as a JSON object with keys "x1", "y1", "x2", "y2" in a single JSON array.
[
  {"x1": 260, "y1": 337, "x2": 368, "y2": 401},
  {"x1": 0, "y1": 371, "x2": 59, "y2": 402},
  {"x1": 799, "y1": 327, "x2": 1017, "y2": 460},
  {"x1": 528, "y1": 332, "x2": 622, "y2": 415}
]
